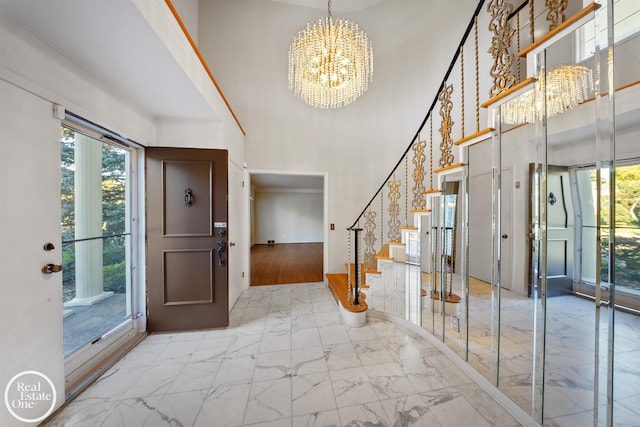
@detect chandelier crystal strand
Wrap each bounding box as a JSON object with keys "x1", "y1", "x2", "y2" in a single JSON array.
[{"x1": 288, "y1": 0, "x2": 373, "y2": 109}]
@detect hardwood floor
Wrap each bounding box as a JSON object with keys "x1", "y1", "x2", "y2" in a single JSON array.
[{"x1": 250, "y1": 242, "x2": 323, "y2": 286}]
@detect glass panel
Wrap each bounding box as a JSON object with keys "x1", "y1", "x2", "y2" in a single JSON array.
[
  {"x1": 467, "y1": 141, "x2": 497, "y2": 383},
  {"x1": 613, "y1": 164, "x2": 640, "y2": 300},
  {"x1": 61, "y1": 127, "x2": 132, "y2": 356},
  {"x1": 495, "y1": 100, "x2": 539, "y2": 417},
  {"x1": 442, "y1": 178, "x2": 466, "y2": 358},
  {"x1": 538, "y1": 15, "x2": 603, "y2": 424},
  {"x1": 612, "y1": 0, "x2": 640, "y2": 421},
  {"x1": 433, "y1": 193, "x2": 445, "y2": 342},
  {"x1": 421, "y1": 206, "x2": 436, "y2": 335}
]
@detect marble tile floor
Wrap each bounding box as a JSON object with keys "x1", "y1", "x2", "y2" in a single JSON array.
[
  {"x1": 44, "y1": 282, "x2": 521, "y2": 427},
  {"x1": 416, "y1": 275, "x2": 640, "y2": 426}
]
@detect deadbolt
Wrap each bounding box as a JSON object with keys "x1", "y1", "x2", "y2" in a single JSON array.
[
  {"x1": 230, "y1": 242, "x2": 236, "y2": 247},
  {"x1": 43, "y1": 242, "x2": 55, "y2": 251},
  {"x1": 42, "y1": 264, "x2": 63, "y2": 274}
]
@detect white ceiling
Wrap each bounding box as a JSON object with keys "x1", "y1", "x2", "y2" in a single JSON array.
[
  {"x1": 0, "y1": 0, "x2": 217, "y2": 121},
  {"x1": 271, "y1": 0, "x2": 389, "y2": 13}
]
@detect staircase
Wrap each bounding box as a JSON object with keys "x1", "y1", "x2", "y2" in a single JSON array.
[{"x1": 326, "y1": 1, "x2": 606, "y2": 328}]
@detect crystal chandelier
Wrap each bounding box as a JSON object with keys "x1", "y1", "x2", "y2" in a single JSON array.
[
  {"x1": 501, "y1": 65, "x2": 594, "y2": 125},
  {"x1": 288, "y1": 0, "x2": 373, "y2": 109}
]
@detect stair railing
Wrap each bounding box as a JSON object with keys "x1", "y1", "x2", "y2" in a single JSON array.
[{"x1": 348, "y1": 0, "x2": 487, "y2": 233}]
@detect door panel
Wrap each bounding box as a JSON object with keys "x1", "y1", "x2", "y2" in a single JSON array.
[
  {"x1": 163, "y1": 160, "x2": 212, "y2": 237},
  {"x1": 146, "y1": 148, "x2": 228, "y2": 332},
  {"x1": 0, "y1": 81, "x2": 65, "y2": 422},
  {"x1": 469, "y1": 172, "x2": 492, "y2": 283},
  {"x1": 164, "y1": 249, "x2": 214, "y2": 304}
]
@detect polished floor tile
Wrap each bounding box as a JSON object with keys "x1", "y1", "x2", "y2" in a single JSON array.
[{"x1": 44, "y1": 282, "x2": 520, "y2": 427}]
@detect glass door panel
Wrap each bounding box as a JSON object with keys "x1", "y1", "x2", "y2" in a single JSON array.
[{"x1": 61, "y1": 127, "x2": 132, "y2": 356}]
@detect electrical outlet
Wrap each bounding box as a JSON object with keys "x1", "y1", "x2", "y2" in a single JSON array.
[{"x1": 451, "y1": 315, "x2": 460, "y2": 332}]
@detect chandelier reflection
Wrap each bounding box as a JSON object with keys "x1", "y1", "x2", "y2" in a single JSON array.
[
  {"x1": 288, "y1": 0, "x2": 373, "y2": 109},
  {"x1": 501, "y1": 65, "x2": 594, "y2": 125}
]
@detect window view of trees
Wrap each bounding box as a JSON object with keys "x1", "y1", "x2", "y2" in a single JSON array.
[
  {"x1": 614, "y1": 164, "x2": 640, "y2": 292},
  {"x1": 596, "y1": 164, "x2": 640, "y2": 293},
  {"x1": 60, "y1": 127, "x2": 128, "y2": 303}
]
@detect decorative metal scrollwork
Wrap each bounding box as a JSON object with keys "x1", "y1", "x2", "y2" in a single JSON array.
[
  {"x1": 546, "y1": 0, "x2": 568, "y2": 30},
  {"x1": 411, "y1": 138, "x2": 427, "y2": 210},
  {"x1": 387, "y1": 179, "x2": 401, "y2": 242},
  {"x1": 364, "y1": 209, "x2": 377, "y2": 271},
  {"x1": 487, "y1": 0, "x2": 516, "y2": 97},
  {"x1": 438, "y1": 84, "x2": 455, "y2": 168}
]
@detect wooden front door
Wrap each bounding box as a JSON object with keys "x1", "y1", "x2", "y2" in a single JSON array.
[{"x1": 146, "y1": 148, "x2": 228, "y2": 332}]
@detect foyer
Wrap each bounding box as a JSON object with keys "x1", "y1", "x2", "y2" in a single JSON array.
[{"x1": 44, "y1": 282, "x2": 520, "y2": 426}]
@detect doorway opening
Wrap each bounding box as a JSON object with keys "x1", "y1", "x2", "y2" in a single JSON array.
[
  {"x1": 248, "y1": 172, "x2": 328, "y2": 286},
  {"x1": 60, "y1": 117, "x2": 143, "y2": 393}
]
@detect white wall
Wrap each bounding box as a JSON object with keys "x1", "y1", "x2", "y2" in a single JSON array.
[
  {"x1": 199, "y1": 0, "x2": 479, "y2": 272},
  {"x1": 255, "y1": 190, "x2": 324, "y2": 244},
  {"x1": 0, "y1": 2, "x2": 248, "y2": 420},
  {"x1": 172, "y1": 0, "x2": 200, "y2": 44}
]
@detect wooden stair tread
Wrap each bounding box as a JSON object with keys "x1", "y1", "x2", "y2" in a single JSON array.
[
  {"x1": 423, "y1": 188, "x2": 442, "y2": 194},
  {"x1": 481, "y1": 77, "x2": 536, "y2": 108},
  {"x1": 434, "y1": 162, "x2": 465, "y2": 174},
  {"x1": 453, "y1": 127, "x2": 495, "y2": 146},
  {"x1": 326, "y1": 273, "x2": 368, "y2": 313},
  {"x1": 519, "y1": 2, "x2": 601, "y2": 58},
  {"x1": 431, "y1": 291, "x2": 462, "y2": 303},
  {"x1": 375, "y1": 244, "x2": 391, "y2": 259},
  {"x1": 400, "y1": 226, "x2": 418, "y2": 231}
]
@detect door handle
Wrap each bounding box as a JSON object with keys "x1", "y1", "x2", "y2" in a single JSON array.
[
  {"x1": 184, "y1": 188, "x2": 194, "y2": 207},
  {"x1": 502, "y1": 234, "x2": 508, "y2": 239},
  {"x1": 42, "y1": 264, "x2": 63, "y2": 274},
  {"x1": 217, "y1": 240, "x2": 226, "y2": 267}
]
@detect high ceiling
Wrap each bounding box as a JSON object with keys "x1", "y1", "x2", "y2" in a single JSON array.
[{"x1": 270, "y1": 0, "x2": 389, "y2": 13}]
